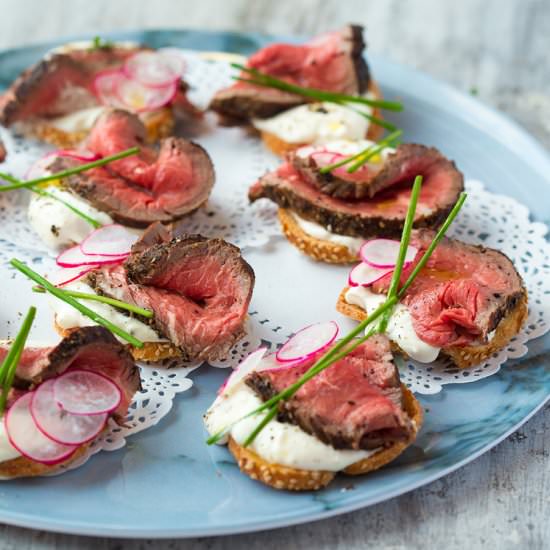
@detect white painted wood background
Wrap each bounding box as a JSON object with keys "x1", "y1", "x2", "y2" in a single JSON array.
[{"x1": 0, "y1": 0, "x2": 548, "y2": 548}]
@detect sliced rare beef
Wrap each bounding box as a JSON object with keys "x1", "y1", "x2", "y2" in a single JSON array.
[
  {"x1": 370, "y1": 229, "x2": 527, "y2": 347},
  {"x1": 247, "y1": 335, "x2": 415, "y2": 450},
  {"x1": 249, "y1": 145, "x2": 464, "y2": 239},
  {"x1": 0, "y1": 326, "x2": 140, "y2": 423},
  {"x1": 209, "y1": 25, "x2": 370, "y2": 123},
  {"x1": 0, "y1": 44, "x2": 196, "y2": 126},
  {"x1": 0, "y1": 139, "x2": 6, "y2": 162},
  {"x1": 289, "y1": 144, "x2": 460, "y2": 200},
  {"x1": 87, "y1": 224, "x2": 255, "y2": 361},
  {"x1": 54, "y1": 109, "x2": 215, "y2": 226}
]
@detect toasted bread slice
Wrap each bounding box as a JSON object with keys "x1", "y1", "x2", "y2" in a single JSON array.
[
  {"x1": 54, "y1": 319, "x2": 182, "y2": 363},
  {"x1": 0, "y1": 441, "x2": 91, "y2": 480},
  {"x1": 26, "y1": 107, "x2": 175, "y2": 149},
  {"x1": 336, "y1": 288, "x2": 529, "y2": 369},
  {"x1": 278, "y1": 207, "x2": 359, "y2": 264},
  {"x1": 261, "y1": 80, "x2": 384, "y2": 157},
  {"x1": 228, "y1": 385, "x2": 422, "y2": 491}
]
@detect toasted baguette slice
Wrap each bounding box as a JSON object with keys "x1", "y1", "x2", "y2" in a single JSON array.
[
  {"x1": 336, "y1": 288, "x2": 529, "y2": 369},
  {"x1": 26, "y1": 107, "x2": 175, "y2": 149},
  {"x1": 228, "y1": 385, "x2": 422, "y2": 491},
  {"x1": 261, "y1": 80, "x2": 384, "y2": 157},
  {"x1": 54, "y1": 319, "x2": 182, "y2": 363},
  {"x1": 0, "y1": 441, "x2": 91, "y2": 480},
  {"x1": 278, "y1": 208, "x2": 359, "y2": 264}
]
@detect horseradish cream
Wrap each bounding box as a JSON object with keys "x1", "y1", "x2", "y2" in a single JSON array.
[
  {"x1": 28, "y1": 186, "x2": 113, "y2": 250},
  {"x1": 252, "y1": 101, "x2": 374, "y2": 145},
  {"x1": 291, "y1": 212, "x2": 364, "y2": 256},
  {"x1": 345, "y1": 286, "x2": 440, "y2": 363},
  {"x1": 48, "y1": 106, "x2": 106, "y2": 133},
  {"x1": 295, "y1": 138, "x2": 395, "y2": 160},
  {"x1": 204, "y1": 380, "x2": 378, "y2": 472},
  {"x1": 0, "y1": 422, "x2": 21, "y2": 463},
  {"x1": 51, "y1": 280, "x2": 165, "y2": 344}
]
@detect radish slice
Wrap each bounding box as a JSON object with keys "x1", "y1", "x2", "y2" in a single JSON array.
[
  {"x1": 219, "y1": 348, "x2": 268, "y2": 395},
  {"x1": 5, "y1": 392, "x2": 77, "y2": 465},
  {"x1": 116, "y1": 74, "x2": 177, "y2": 112},
  {"x1": 31, "y1": 380, "x2": 107, "y2": 445},
  {"x1": 80, "y1": 224, "x2": 139, "y2": 257},
  {"x1": 124, "y1": 51, "x2": 185, "y2": 88},
  {"x1": 50, "y1": 265, "x2": 100, "y2": 287},
  {"x1": 310, "y1": 151, "x2": 341, "y2": 167},
  {"x1": 276, "y1": 321, "x2": 339, "y2": 363},
  {"x1": 25, "y1": 150, "x2": 102, "y2": 180},
  {"x1": 57, "y1": 245, "x2": 128, "y2": 268},
  {"x1": 93, "y1": 69, "x2": 127, "y2": 108},
  {"x1": 54, "y1": 369, "x2": 122, "y2": 416},
  {"x1": 360, "y1": 239, "x2": 418, "y2": 268},
  {"x1": 348, "y1": 262, "x2": 394, "y2": 287},
  {"x1": 55, "y1": 149, "x2": 102, "y2": 162}
]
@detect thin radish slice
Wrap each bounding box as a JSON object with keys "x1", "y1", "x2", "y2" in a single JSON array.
[
  {"x1": 310, "y1": 151, "x2": 341, "y2": 167},
  {"x1": 31, "y1": 380, "x2": 107, "y2": 445},
  {"x1": 55, "y1": 149, "x2": 102, "y2": 162},
  {"x1": 348, "y1": 262, "x2": 394, "y2": 287},
  {"x1": 5, "y1": 392, "x2": 77, "y2": 465},
  {"x1": 124, "y1": 51, "x2": 184, "y2": 88},
  {"x1": 360, "y1": 239, "x2": 418, "y2": 268},
  {"x1": 116, "y1": 73, "x2": 177, "y2": 112},
  {"x1": 50, "y1": 265, "x2": 100, "y2": 287},
  {"x1": 276, "y1": 321, "x2": 339, "y2": 363},
  {"x1": 54, "y1": 369, "x2": 122, "y2": 416},
  {"x1": 25, "y1": 150, "x2": 102, "y2": 180},
  {"x1": 80, "y1": 224, "x2": 139, "y2": 257},
  {"x1": 93, "y1": 69, "x2": 127, "y2": 108},
  {"x1": 259, "y1": 352, "x2": 304, "y2": 373},
  {"x1": 219, "y1": 348, "x2": 268, "y2": 395},
  {"x1": 57, "y1": 245, "x2": 128, "y2": 268}
]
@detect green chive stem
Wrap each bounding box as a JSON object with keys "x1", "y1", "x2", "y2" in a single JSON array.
[
  {"x1": 0, "y1": 146, "x2": 140, "y2": 192},
  {"x1": 0, "y1": 306, "x2": 36, "y2": 414},
  {"x1": 11, "y1": 259, "x2": 144, "y2": 348},
  {"x1": 32, "y1": 286, "x2": 153, "y2": 318}
]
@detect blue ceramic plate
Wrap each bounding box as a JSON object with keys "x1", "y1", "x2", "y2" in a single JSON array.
[{"x1": 0, "y1": 29, "x2": 548, "y2": 539}]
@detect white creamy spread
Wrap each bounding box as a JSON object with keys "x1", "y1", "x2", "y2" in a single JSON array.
[
  {"x1": 48, "y1": 106, "x2": 106, "y2": 133},
  {"x1": 345, "y1": 286, "x2": 440, "y2": 363},
  {"x1": 291, "y1": 212, "x2": 364, "y2": 255},
  {"x1": 252, "y1": 98, "x2": 375, "y2": 145},
  {"x1": 296, "y1": 138, "x2": 395, "y2": 160},
  {"x1": 28, "y1": 186, "x2": 113, "y2": 250},
  {"x1": 51, "y1": 280, "x2": 165, "y2": 344},
  {"x1": 0, "y1": 421, "x2": 21, "y2": 463},
  {"x1": 204, "y1": 381, "x2": 378, "y2": 472}
]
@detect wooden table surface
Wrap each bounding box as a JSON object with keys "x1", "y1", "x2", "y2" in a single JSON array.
[{"x1": 0, "y1": 1, "x2": 548, "y2": 548}]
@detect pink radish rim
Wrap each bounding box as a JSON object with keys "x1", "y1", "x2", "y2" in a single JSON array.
[
  {"x1": 53, "y1": 368, "x2": 122, "y2": 416},
  {"x1": 93, "y1": 69, "x2": 125, "y2": 105},
  {"x1": 348, "y1": 262, "x2": 395, "y2": 287},
  {"x1": 54, "y1": 265, "x2": 100, "y2": 287},
  {"x1": 115, "y1": 74, "x2": 177, "y2": 113},
  {"x1": 276, "y1": 321, "x2": 339, "y2": 363},
  {"x1": 123, "y1": 51, "x2": 183, "y2": 89},
  {"x1": 56, "y1": 245, "x2": 128, "y2": 268},
  {"x1": 5, "y1": 392, "x2": 78, "y2": 465},
  {"x1": 218, "y1": 347, "x2": 268, "y2": 395},
  {"x1": 360, "y1": 239, "x2": 418, "y2": 269},
  {"x1": 80, "y1": 223, "x2": 138, "y2": 257},
  {"x1": 30, "y1": 381, "x2": 107, "y2": 446}
]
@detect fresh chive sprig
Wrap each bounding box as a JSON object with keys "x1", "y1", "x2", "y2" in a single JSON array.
[
  {"x1": 32, "y1": 285, "x2": 153, "y2": 318},
  {"x1": 319, "y1": 130, "x2": 402, "y2": 175},
  {"x1": 207, "y1": 179, "x2": 468, "y2": 447},
  {"x1": 0, "y1": 306, "x2": 36, "y2": 414},
  {"x1": 11, "y1": 259, "x2": 145, "y2": 348},
  {"x1": 0, "y1": 146, "x2": 140, "y2": 193}
]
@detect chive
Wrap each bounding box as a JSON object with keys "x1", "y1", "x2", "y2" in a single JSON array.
[
  {"x1": 11, "y1": 259, "x2": 144, "y2": 348},
  {"x1": 0, "y1": 172, "x2": 102, "y2": 229},
  {"x1": 32, "y1": 286, "x2": 153, "y2": 318},
  {"x1": 232, "y1": 64, "x2": 403, "y2": 112},
  {"x1": 319, "y1": 129, "x2": 402, "y2": 174},
  {"x1": 346, "y1": 131, "x2": 402, "y2": 173},
  {"x1": 0, "y1": 306, "x2": 36, "y2": 414},
  {"x1": 0, "y1": 146, "x2": 140, "y2": 192}
]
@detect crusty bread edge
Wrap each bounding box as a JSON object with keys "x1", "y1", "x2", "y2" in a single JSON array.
[
  {"x1": 228, "y1": 385, "x2": 422, "y2": 491},
  {"x1": 336, "y1": 287, "x2": 529, "y2": 369},
  {"x1": 0, "y1": 440, "x2": 91, "y2": 480},
  {"x1": 261, "y1": 80, "x2": 384, "y2": 157},
  {"x1": 23, "y1": 107, "x2": 175, "y2": 148},
  {"x1": 278, "y1": 207, "x2": 359, "y2": 264},
  {"x1": 54, "y1": 319, "x2": 182, "y2": 363}
]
